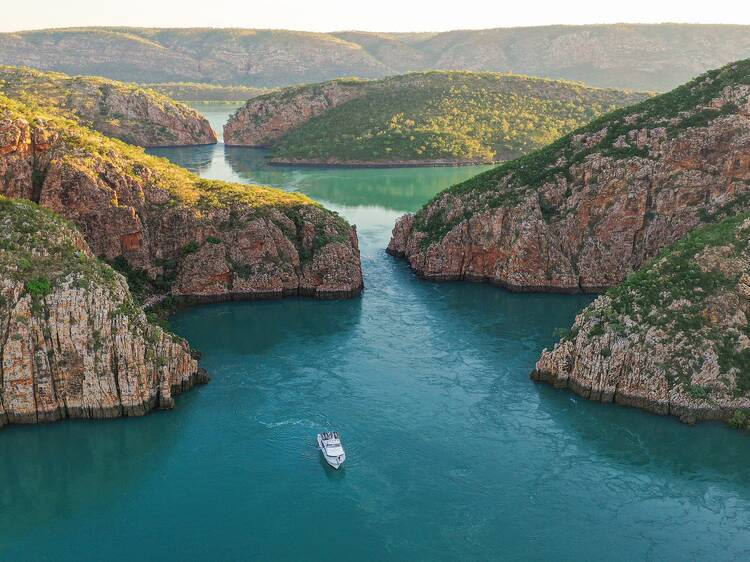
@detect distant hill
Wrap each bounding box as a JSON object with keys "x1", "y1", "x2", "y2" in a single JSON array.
[
  {"x1": 1, "y1": 25, "x2": 750, "y2": 91},
  {"x1": 224, "y1": 72, "x2": 649, "y2": 165},
  {"x1": 145, "y1": 82, "x2": 271, "y2": 102}
]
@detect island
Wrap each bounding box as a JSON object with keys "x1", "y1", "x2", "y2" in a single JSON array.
[{"x1": 224, "y1": 72, "x2": 648, "y2": 166}]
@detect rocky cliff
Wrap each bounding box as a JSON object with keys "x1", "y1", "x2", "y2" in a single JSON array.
[
  {"x1": 224, "y1": 80, "x2": 365, "y2": 147},
  {"x1": 531, "y1": 213, "x2": 750, "y2": 426},
  {"x1": 388, "y1": 60, "x2": 750, "y2": 292},
  {"x1": 2, "y1": 25, "x2": 750, "y2": 91},
  {"x1": 224, "y1": 72, "x2": 648, "y2": 164},
  {"x1": 0, "y1": 94, "x2": 363, "y2": 303},
  {"x1": 0, "y1": 66, "x2": 216, "y2": 147},
  {"x1": 0, "y1": 196, "x2": 207, "y2": 429}
]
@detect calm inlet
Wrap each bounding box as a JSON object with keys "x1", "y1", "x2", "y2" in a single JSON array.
[{"x1": 2, "y1": 105, "x2": 750, "y2": 561}]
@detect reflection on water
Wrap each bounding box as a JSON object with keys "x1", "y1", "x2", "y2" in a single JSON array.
[
  {"x1": 149, "y1": 144, "x2": 492, "y2": 213},
  {"x1": 3, "y1": 105, "x2": 750, "y2": 562}
]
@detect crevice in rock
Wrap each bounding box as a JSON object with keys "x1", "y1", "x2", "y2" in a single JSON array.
[{"x1": 109, "y1": 316, "x2": 123, "y2": 413}]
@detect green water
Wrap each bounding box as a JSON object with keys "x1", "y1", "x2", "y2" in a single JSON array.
[{"x1": 2, "y1": 110, "x2": 750, "y2": 561}]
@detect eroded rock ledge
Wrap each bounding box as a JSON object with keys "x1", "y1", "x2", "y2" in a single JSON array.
[
  {"x1": 224, "y1": 80, "x2": 363, "y2": 147},
  {"x1": 0, "y1": 197, "x2": 207, "y2": 429}
]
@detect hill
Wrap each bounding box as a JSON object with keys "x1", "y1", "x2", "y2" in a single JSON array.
[
  {"x1": 224, "y1": 72, "x2": 648, "y2": 165},
  {"x1": 0, "y1": 66, "x2": 216, "y2": 146},
  {"x1": 387, "y1": 59, "x2": 750, "y2": 292},
  {"x1": 1, "y1": 25, "x2": 750, "y2": 91},
  {"x1": 532, "y1": 213, "x2": 750, "y2": 427},
  {"x1": 0, "y1": 196, "x2": 207, "y2": 428},
  {"x1": 0, "y1": 93, "x2": 363, "y2": 302}
]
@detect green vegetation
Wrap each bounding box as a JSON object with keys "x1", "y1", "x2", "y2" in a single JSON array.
[
  {"x1": 0, "y1": 196, "x2": 117, "y2": 302},
  {"x1": 145, "y1": 82, "x2": 270, "y2": 102},
  {"x1": 412, "y1": 59, "x2": 750, "y2": 243},
  {"x1": 265, "y1": 72, "x2": 647, "y2": 163}
]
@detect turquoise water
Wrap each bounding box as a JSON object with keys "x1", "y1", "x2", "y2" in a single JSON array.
[{"x1": 2, "y1": 111, "x2": 750, "y2": 561}]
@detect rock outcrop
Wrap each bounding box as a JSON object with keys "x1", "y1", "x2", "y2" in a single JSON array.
[
  {"x1": 0, "y1": 196, "x2": 207, "y2": 429},
  {"x1": 0, "y1": 94, "x2": 363, "y2": 303},
  {"x1": 531, "y1": 213, "x2": 750, "y2": 426},
  {"x1": 388, "y1": 60, "x2": 750, "y2": 292},
  {"x1": 224, "y1": 80, "x2": 364, "y2": 146},
  {"x1": 0, "y1": 66, "x2": 217, "y2": 147}
]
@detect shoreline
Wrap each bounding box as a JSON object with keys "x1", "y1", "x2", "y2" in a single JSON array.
[{"x1": 220, "y1": 146, "x2": 499, "y2": 168}]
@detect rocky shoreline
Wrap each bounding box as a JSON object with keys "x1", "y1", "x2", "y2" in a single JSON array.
[
  {"x1": 0, "y1": 96, "x2": 364, "y2": 306},
  {"x1": 529, "y1": 211, "x2": 750, "y2": 426}
]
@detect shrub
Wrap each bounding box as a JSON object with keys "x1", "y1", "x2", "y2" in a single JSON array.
[{"x1": 25, "y1": 277, "x2": 51, "y2": 298}]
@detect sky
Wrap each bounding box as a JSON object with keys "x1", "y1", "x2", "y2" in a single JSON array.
[{"x1": 3, "y1": 0, "x2": 750, "y2": 33}]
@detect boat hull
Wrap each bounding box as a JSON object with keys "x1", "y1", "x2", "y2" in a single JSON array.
[{"x1": 317, "y1": 435, "x2": 345, "y2": 469}]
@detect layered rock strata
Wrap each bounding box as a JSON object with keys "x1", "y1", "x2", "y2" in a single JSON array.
[{"x1": 0, "y1": 197, "x2": 207, "y2": 429}]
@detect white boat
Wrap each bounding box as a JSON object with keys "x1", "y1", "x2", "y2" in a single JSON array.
[{"x1": 317, "y1": 431, "x2": 346, "y2": 469}]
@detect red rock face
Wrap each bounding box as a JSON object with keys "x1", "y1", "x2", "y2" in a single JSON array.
[
  {"x1": 388, "y1": 83, "x2": 750, "y2": 292},
  {"x1": 0, "y1": 115, "x2": 363, "y2": 303},
  {"x1": 224, "y1": 81, "x2": 364, "y2": 146}
]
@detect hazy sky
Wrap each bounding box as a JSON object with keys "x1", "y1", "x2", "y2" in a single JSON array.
[{"x1": 3, "y1": 0, "x2": 750, "y2": 33}]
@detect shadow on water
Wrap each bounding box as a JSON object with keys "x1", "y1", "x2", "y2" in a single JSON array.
[
  {"x1": 0, "y1": 401, "x2": 190, "y2": 536},
  {"x1": 169, "y1": 295, "x2": 363, "y2": 357},
  {"x1": 148, "y1": 144, "x2": 217, "y2": 175},
  {"x1": 531, "y1": 381, "x2": 750, "y2": 486},
  {"x1": 318, "y1": 455, "x2": 347, "y2": 480}
]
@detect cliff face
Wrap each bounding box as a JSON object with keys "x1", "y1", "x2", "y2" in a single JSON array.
[
  {"x1": 224, "y1": 81, "x2": 364, "y2": 146},
  {"x1": 388, "y1": 60, "x2": 750, "y2": 292},
  {"x1": 3, "y1": 25, "x2": 750, "y2": 91},
  {"x1": 0, "y1": 66, "x2": 216, "y2": 147},
  {"x1": 531, "y1": 214, "x2": 750, "y2": 426},
  {"x1": 0, "y1": 197, "x2": 207, "y2": 429},
  {"x1": 0, "y1": 95, "x2": 363, "y2": 303}
]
